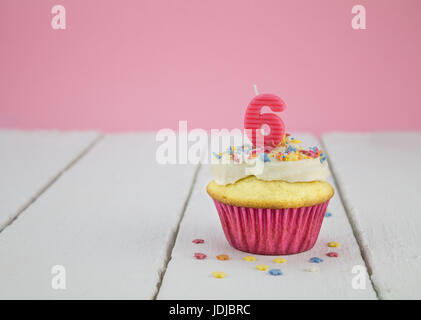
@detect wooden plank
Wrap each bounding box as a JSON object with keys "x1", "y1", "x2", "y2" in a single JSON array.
[
  {"x1": 322, "y1": 132, "x2": 421, "y2": 299},
  {"x1": 158, "y1": 134, "x2": 376, "y2": 299},
  {"x1": 0, "y1": 133, "x2": 198, "y2": 299},
  {"x1": 0, "y1": 130, "x2": 100, "y2": 230}
]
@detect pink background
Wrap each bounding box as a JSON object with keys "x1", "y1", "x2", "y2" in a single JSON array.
[{"x1": 1, "y1": 0, "x2": 420, "y2": 135}]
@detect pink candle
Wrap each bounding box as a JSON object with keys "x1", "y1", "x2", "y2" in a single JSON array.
[{"x1": 244, "y1": 94, "x2": 286, "y2": 152}]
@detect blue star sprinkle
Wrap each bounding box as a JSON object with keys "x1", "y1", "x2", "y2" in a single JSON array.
[
  {"x1": 285, "y1": 145, "x2": 297, "y2": 153},
  {"x1": 310, "y1": 257, "x2": 324, "y2": 263},
  {"x1": 268, "y1": 269, "x2": 283, "y2": 276},
  {"x1": 259, "y1": 153, "x2": 271, "y2": 162}
]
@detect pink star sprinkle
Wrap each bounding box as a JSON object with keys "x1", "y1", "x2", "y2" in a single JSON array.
[
  {"x1": 327, "y1": 252, "x2": 339, "y2": 258},
  {"x1": 194, "y1": 252, "x2": 207, "y2": 259}
]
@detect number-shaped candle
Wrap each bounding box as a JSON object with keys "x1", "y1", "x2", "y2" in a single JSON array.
[{"x1": 244, "y1": 94, "x2": 286, "y2": 152}]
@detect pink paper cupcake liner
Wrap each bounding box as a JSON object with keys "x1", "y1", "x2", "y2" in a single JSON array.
[{"x1": 213, "y1": 200, "x2": 329, "y2": 255}]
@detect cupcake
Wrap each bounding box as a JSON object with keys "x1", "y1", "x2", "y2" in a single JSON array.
[{"x1": 207, "y1": 134, "x2": 334, "y2": 255}]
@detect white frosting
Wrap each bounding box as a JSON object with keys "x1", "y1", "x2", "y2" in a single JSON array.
[
  {"x1": 211, "y1": 157, "x2": 330, "y2": 185},
  {"x1": 210, "y1": 136, "x2": 330, "y2": 185}
]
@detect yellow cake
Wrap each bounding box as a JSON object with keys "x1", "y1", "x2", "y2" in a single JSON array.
[{"x1": 207, "y1": 176, "x2": 334, "y2": 209}]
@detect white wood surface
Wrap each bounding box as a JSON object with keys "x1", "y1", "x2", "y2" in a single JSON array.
[
  {"x1": 3, "y1": 130, "x2": 416, "y2": 299},
  {"x1": 0, "y1": 133, "x2": 197, "y2": 299},
  {"x1": 322, "y1": 132, "x2": 421, "y2": 299},
  {"x1": 0, "y1": 130, "x2": 100, "y2": 230},
  {"x1": 158, "y1": 134, "x2": 377, "y2": 299}
]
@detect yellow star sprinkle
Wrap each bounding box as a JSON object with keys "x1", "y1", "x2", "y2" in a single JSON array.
[
  {"x1": 256, "y1": 265, "x2": 269, "y2": 271},
  {"x1": 286, "y1": 153, "x2": 299, "y2": 161},
  {"x1": 328, "y1": 241, "x2": 341, "y2": 248},
  {"x1": 212, "y1": 272, "x2": 226, "y2": 279},
  {"x1": 243, "y1": 256, "x2": 256, "y2": 262},
  {"x1": 272, "y1": 258, "x2": 287, "y2": 264},
  {"x1": 307, "y1": 266, "x2": 320, "y2": 272}
]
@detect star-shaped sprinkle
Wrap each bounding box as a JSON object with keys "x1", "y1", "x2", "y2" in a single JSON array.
[
  {"x1": 328, "y1": 241, "x2": 341, "y2": 248},
  {"x1": 194, "y1": 252, "x2": 207, "y2": 259},
  {"x1": 268, "y1": 269, "x2": 283, "y2": 276},
  {"x1": 326, "y1": 252, "x2": 339, "y2": 258},
  {"x1": 310, "y1": 257, "x2": 324, "y2": 263},
  {"x1": 272, "y1": 258, "x2": 287, "y2": 264},
  {"x1": 212, "y1": 272, "x2": 226, "y2": 279},
  {"x1": 256, "y1": 265, "x2": 269, "y2": 271},
  {"x1": 216, "y1": 254, "x2": 229, "y2": 261},
  {"x1": 243, "y1": 256, "x2": 256, "y2": 262},
  {"x1": 307, "y1": 266, "x2": 320, "y2": 272}
]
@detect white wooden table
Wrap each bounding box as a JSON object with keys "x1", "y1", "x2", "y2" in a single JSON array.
[{"x1": 0, "y1": 130, "x2": 419, "y2": 299}]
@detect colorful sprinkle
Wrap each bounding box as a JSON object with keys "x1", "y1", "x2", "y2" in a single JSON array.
[
  {"x1": 259, "y1": 152, "x2": 271, "y2": 162},
  {"x1": 194, "y1": 252, "x2": 207, "y2": 260},
  {"x1": 307, "y1": 266, "x2": 320, "y2": 272},
  {"x1": 212, "y1": 152, "x2": 222, "y2": 159},
  {"x1": 310, "y1": 257, "x2": 324, "y2": 263},
  {"x1": 212, "y1": 272, "x2": 226, "y2": 279},
  {"x1": 272, "y1": 258, "x2": 287, "y2": 264},
  {"x1": 269, "y1": 269, "x2": 283, "y2": 276},
  {"x1": 243, "y1": 256, "x2": 256, "y2": 262},
  {"x1": 328, "y1": 241, "x2": 341, "y2": 248},
  {"x1": 213, "y1": 136, "x2": 326, "y2": 164},
  {"x1": 326, "y1": 252, "x2": 339, "y2": 258},
  {"x1": 325, "y1": 212, "x2": 332, "y2": 217},
  {"x1": 192, "y1": 239, "x2": 204, "y2": 244},
  {"x1": 256, "y1": 265, "x2": 269, "y2": 271},
  {"x1": 216, "y1": 254, "x2": 229, "y2": 261},
  {"x1": 300, "y1": 150, "x2": 318, "y2": 158},
  {"x1": 285, "y1": 152, "x2": 299, "y2": 161},
  {"x1": 285, "y1": 145, "x2": 297, "y2": 153}
]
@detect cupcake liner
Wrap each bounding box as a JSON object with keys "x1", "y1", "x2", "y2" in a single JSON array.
[{"x1": 213, "y1": 200, "x2": 329, "y2": 255}]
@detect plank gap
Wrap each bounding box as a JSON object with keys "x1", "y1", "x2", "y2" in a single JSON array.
[
  {"x1": 152, "y1": 162, "x2": 202, "y2": 299},
  {"x1": 321, "y1": 139, "x2": 381, "y2": 300},
  {"x1": 0, "y1": 133, "x2": 104, "y2": 234}
]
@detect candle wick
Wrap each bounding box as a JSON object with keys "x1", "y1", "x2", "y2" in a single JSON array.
[{"x1": 253, "y1": 84, "x2": 259, "y2": 96}]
